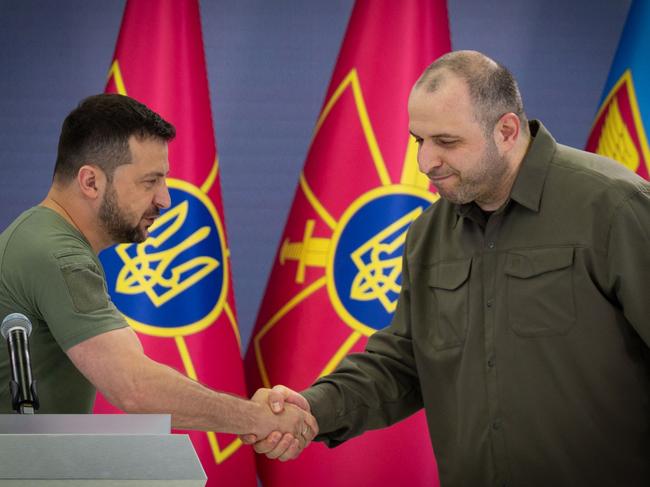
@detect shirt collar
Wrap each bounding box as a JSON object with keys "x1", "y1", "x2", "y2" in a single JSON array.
[
  {"x1": 454, "y1": 119, "x2": 556, "y2": 224},
  {"x1": 508, "y1": 120, "x2": 556, "y2": 212}
]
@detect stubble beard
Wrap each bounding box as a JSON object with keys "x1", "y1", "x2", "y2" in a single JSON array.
[
  {"x1": 99, "y1": 184, "x2": 148, "y2": 244},
  {"x1": 437, "y1": 139, "x2": 510, "y2": 207}
]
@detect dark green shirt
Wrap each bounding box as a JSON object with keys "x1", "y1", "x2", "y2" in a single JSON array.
[
  {"x1": 303, "y1": 121, "x2": 650, "y2": 486},
  {"x1": 0, "y1": 207, "x2": 127, "y2": 413}
]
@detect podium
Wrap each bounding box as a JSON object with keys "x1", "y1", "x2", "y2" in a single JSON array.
[{"x1": 0, "y1": 414, "x2": 207, "y2": 486}]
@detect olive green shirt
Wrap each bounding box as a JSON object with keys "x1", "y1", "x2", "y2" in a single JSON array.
[
  {"x1": 302, "y1": 121, "x2": 650, "y2": 487},
  {"x1": 0, "y1": 207, "x2": 127, "y2": 413}
]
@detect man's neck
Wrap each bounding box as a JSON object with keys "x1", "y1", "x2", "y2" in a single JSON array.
[
  {"x1": 40, "y1": 188, "x2": 110, "y2": 254},
  {"x1": 476, "y1": 130, "x2": 532, "y2": 211}
]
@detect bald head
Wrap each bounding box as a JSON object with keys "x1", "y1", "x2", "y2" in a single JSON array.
[{"x1": 414, "y1": 51, "x2": 528, "y2": 135}]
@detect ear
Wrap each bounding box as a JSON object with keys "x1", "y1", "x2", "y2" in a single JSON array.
[
  {"x1": 493, "y1": 112, "x2": 521, "y2": 152},
  {"x1": 76, "y1": 165, "x2": 106, "y2": 200}
]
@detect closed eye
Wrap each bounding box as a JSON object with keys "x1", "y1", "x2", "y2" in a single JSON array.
[
  {"x1": 435, "y1": 138, "x2": 459, "y2": 147},
  {"x1": 142, "y1": 179, "x2": 158, "y2": 189}
]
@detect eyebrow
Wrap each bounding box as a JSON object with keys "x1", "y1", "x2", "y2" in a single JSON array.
[
  {"x1": 140, "y1": 171, "x2": 167, "y2": 179},
  {"x1": 409, "y1": 131, "x2": 459, "y2": 139}
]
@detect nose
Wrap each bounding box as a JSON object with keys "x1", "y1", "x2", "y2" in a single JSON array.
[
  {"x1": 155, "y1": 179, "x2": 172, "y2": 209},
  {"x1": 417, "y1": 140, "x2": 443, "y2": 175}
]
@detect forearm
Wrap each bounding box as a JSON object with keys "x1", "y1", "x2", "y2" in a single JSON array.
[
  {"x1": 118, "y1": 358, "x2": 260, "y2": 433},
  {"x1": 302, "y1": 348, "x2": 422, "y2": 446},
  {"x1": 69, "y1": 327, "x2": 310, "y2": 438},
  {"x1": 68, "y1": 328, "x2": 275, "y2": 435}
]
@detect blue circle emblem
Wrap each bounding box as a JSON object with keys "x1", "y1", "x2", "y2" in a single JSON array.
[
  {"x1": 100, "y1": 178, "x2": 227, "y2": 336},
  {"x1": 327, "y1": 186, "x2": 436, "y2": 335}
]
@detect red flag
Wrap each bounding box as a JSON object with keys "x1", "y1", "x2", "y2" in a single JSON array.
[
  {"x1": 96, "y1": 1, "x2": 256, "y2": 486},
  {"x1": 585, "y1": 0, "x2": 650, "y2": 180},
  {"x1": 245, "y1": 1, "x2": 450, "y2": 485}
]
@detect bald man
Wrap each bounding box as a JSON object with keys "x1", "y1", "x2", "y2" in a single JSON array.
[{"x1": 249, "y1": 51, "x2": 650, "y2": 486}]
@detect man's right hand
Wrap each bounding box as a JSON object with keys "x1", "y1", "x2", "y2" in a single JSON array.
[{"x1": 242, "y1": 385, "x2": 318, "y2": 461}]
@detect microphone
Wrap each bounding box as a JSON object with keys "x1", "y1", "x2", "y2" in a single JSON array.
[{"x1": 1, "y1": 313, "x2": 39, "y2": 414}]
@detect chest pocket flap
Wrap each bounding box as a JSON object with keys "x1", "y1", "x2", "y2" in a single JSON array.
[
  {"x1": 505, "y1": 247, "x2": 575, "y2": 337},
  {"x1": 428, "y1": 258, "x2": 472, "y2": 290},
  {"x1": 505, "y1": 247, "x2": 573, "y2": 279},
  {"x1": 426, "y1": 258, "x2": 472, "y2": 350}
]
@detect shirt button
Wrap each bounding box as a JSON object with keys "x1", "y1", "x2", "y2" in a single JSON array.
[
  {"x1": 492, "y1": 420, "x2": 501, "y2": 430},
  {"x1": 487, "y1": 357, "x2": 495, "y2": 368},
  {"x1": 486, "y1": 299, "x2": 494, "y2": 308},
  {"x1": 487, "y1": 241, "x2": 495, "y2": 249}
]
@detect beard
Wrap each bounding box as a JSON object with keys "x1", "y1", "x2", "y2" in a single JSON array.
[
  {"x1": 99, "y1": 185, "x2": 156, "y2": 244},
  {"x1": 435, "y1": 138, "x2": 510, "y2": 206}
]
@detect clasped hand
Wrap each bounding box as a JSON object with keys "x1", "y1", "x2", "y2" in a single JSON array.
[{"x1": 242, "y1": 385, "x2": 318, "y2": 461}]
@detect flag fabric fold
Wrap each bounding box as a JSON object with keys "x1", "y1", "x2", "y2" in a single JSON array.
[
  {"x1": 95, "y1": 1, "x2": 256, "y2": 485},
  {"x1": 586, "y1": 0, "x2": 650, "y2": 180},
  {"x1": 245, "y1": 1, "x2": 450, "y2": 485}
]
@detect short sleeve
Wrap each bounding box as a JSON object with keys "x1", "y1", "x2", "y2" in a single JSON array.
[{"x1": 35, "y1": 248, "x2": 127, "y2": 350}]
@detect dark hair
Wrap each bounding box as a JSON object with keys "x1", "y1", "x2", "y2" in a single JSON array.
[
  {"x1": 53, "y1": 94, "x2": 175, "y2": 183},
  {"x1": 416, "y1": 51, "x2": 528, "y2": 135}
]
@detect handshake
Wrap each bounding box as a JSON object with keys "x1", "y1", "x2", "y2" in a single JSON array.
[{"x1": 242, "y1": 385, "x2": 317, "y2": 461}]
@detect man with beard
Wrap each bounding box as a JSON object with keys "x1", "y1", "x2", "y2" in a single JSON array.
[
  {"x1": 0, "y1": 94, "x2": 317, "y2": 446},
  {"x1": 248, "y1": 51, "x2": 650, "y2": 485}
]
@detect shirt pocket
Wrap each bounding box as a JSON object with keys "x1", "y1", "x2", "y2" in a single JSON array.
[
  {"x1": 53, "y1": 249, "x2": 109, "y2": 314},
  {"x1": 427, "y1": 258, "x2": 472, "y2": 350},
  {"x1": 504, "y1": 247, "x2": 575, "y2": 337}
]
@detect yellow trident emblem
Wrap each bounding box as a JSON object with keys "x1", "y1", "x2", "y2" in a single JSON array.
[
  {"x1": 279, "y1": 206, "x2": 423, "y2": 314},
  {"x1": 349, "y1": 207, "x2": 422, "y2": 313},
  {"x1": 115, "y1": 200, "x2": 220, "y2": 307}
]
